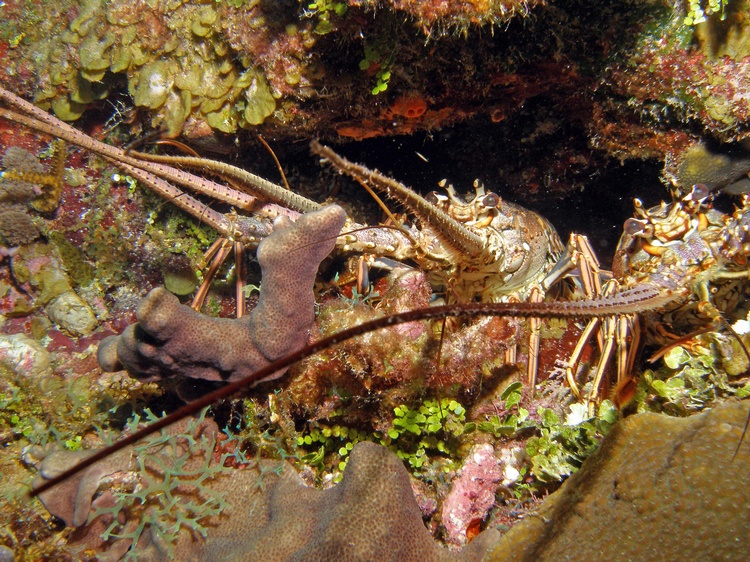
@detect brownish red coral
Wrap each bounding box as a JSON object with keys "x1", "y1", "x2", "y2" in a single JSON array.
[{"x1": 286, "y1": 267, "x2": 520, "y2": 424}]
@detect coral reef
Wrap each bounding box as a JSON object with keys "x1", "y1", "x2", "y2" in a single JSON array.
[
  {"x1": 27, "y1": 399, "x2": 750, "y2": 561},
  {"x1": 487, "y1": 400, "x2": 750, "y2": 561},
  {"x1": 98, "y1": 205, "x2": 346, "y2": 382},
  {"x1": 2, "y1": 0, "x2": 750, "y2": 559},
  {"x1": 33, "y1": 423, "x2": 499, "y2": 561},
  {"x1": 0, "y1": 0, "x2": 665, "y2": 160},
  {"x1": 4, "y1": 0, "x2": 749, "y2": 195}
]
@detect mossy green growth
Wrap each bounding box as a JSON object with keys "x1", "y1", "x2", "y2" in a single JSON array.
[
  {"x1": 131, "y1": 60, "x2": 171, "y2": 109},
  {"x1": 215, "y1": 0, "x2": 259, "y2": 7},
  {"x1": 238, "y1": 68, "x2": 277, "y2": 127},
  {"x1": 292, "y1": 385, "x2": 621, "y2": 492},
  {"x1": 637, "y1": 332, "x2": 750, "y2": 415},
  {"x1": 296, "y1": 424, "x2": 370, "y2": 475},
  {"x1": 11, "y1": 242, "x2": 72, "y2": 305},
  {"x1": 306, "y1": 0, "x2": 348, "y2": 35},
  {"x1": 50, "y1": 96, "x2": 89, "y2": 122},
  {"x1": 525, "y1": 401, "x2": 618, "y2": 483},
  {"x1": 475, "y1": 382, "x2": 535, "y2": 438},
  {"x1": 48, "y1": 231, "x2": 95, "y2": 288},
  {"x1": 382, "y1": 398, "x2": 467, "y2": 471},
  {"x1": 145, "y1": 203, "x2": 218, "y2": 267},
  {"x1": 0, "y1": 359, "x2": 142, "y2": 450},
  {"x1": 191, "y1": 5, "x2": 218, "y2": 37},
  {"x1": 163, "y1": 266, "x2": 200, "y2": 296},
  {"x1": 294, "y1": 397, "x2": 469, "y2": 482},
  {"x1": 683, "y1": 0, "x2": 730, "y2": 26},
  {"x1": 80, "y1": 174, "x2": 139, "y2": 289},
  {"x1": 359, "y1": 45, "x2": 393, "y2": 95}
]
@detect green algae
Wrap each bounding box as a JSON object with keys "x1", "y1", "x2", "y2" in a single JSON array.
[
  {"x1": 163, "y1": 265, "x2": 199, "y2": 296},
  {"x1": 636, "y1": 332, "x2": 750, "y2": 416},
  {"x1": 47, "y1": 231, "x2": 95, "y2": 288},
  {"x1": 33, "y1": 0, "x2": 293, "y2": 134},
  {"x1": 131, "y1": 60, "x2": 171, "y2": 109},
  {"x1": 239, "y1": 69, "x2": 277, "y2": 126}
]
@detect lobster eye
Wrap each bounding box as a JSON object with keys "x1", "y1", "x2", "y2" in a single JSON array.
[
  {"x1": 691, "y1": 183, "x2": 709, "y2": 201},
  {"x1": 426, "y1": 191, "x2": 440, "y2": 205},
  {"x1": 482, "y1": 192, "x2": 500, "y2": 208},
  {"x1": 624, "y1": 218, "x2": 647, "y2": 235}
]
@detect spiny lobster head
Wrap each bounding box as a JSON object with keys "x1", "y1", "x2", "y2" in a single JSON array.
[
  {"x1": 614, "y1": 184, "x2": 713, "y2": 278},
  {"x1": 425, "y1": 178, "x2": 502, "y2": 228}
]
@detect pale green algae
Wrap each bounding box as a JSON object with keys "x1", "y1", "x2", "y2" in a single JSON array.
[{"x1": 32, "y1": 0, "x2": 284, "y2": 136}]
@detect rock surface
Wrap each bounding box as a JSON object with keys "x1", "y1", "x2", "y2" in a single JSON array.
[{"x1": 33, "y1": 402, "x2": 750, "y2": 561}]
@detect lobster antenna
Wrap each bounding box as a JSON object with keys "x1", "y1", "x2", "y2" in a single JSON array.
[
  {"x1": 28, "y1": 291, "x2": 676, "y2": 499},
  {"x1": 257, "y1": 134, "x2": 291, "y2": 191}
]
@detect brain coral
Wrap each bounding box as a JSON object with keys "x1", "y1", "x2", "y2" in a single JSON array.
[{"x1": 487, "y1": 400, "x2": 750, "y2": 561}]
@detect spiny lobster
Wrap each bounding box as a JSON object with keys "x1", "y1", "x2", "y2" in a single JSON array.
[{"x1": 0, "y1": 85, "x2": 747, "y2": 497}]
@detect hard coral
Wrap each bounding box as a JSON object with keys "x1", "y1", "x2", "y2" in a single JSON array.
[
  {"x1": 98, "y1": 205, "x2": 346, "y2": 383},
  {"x1": 487, "y1": 401, "x2": 750, "y2": 561},
  {"x1": 36, "y1": 428, "x2": 499, "y2": 561}
]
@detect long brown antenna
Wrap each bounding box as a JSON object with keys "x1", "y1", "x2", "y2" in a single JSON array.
[
  {"x1": 29, "y1": 285, "x2": 675, "y2": 499},
  {"x1": 256, "y1": 134, "x2": 291, "y2": 191}
]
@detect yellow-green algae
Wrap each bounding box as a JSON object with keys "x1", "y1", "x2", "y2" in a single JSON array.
[{"x1": 33, "y1": 0, "x2": 290, "y2": 136}]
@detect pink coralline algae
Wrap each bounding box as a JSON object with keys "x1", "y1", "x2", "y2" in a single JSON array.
[
  {"x1": 601, "y1": 9, "x2": 750, "y2": 144},
  {"x1": 442, "y1": 443, "x2": 504, "y2": 548}
]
